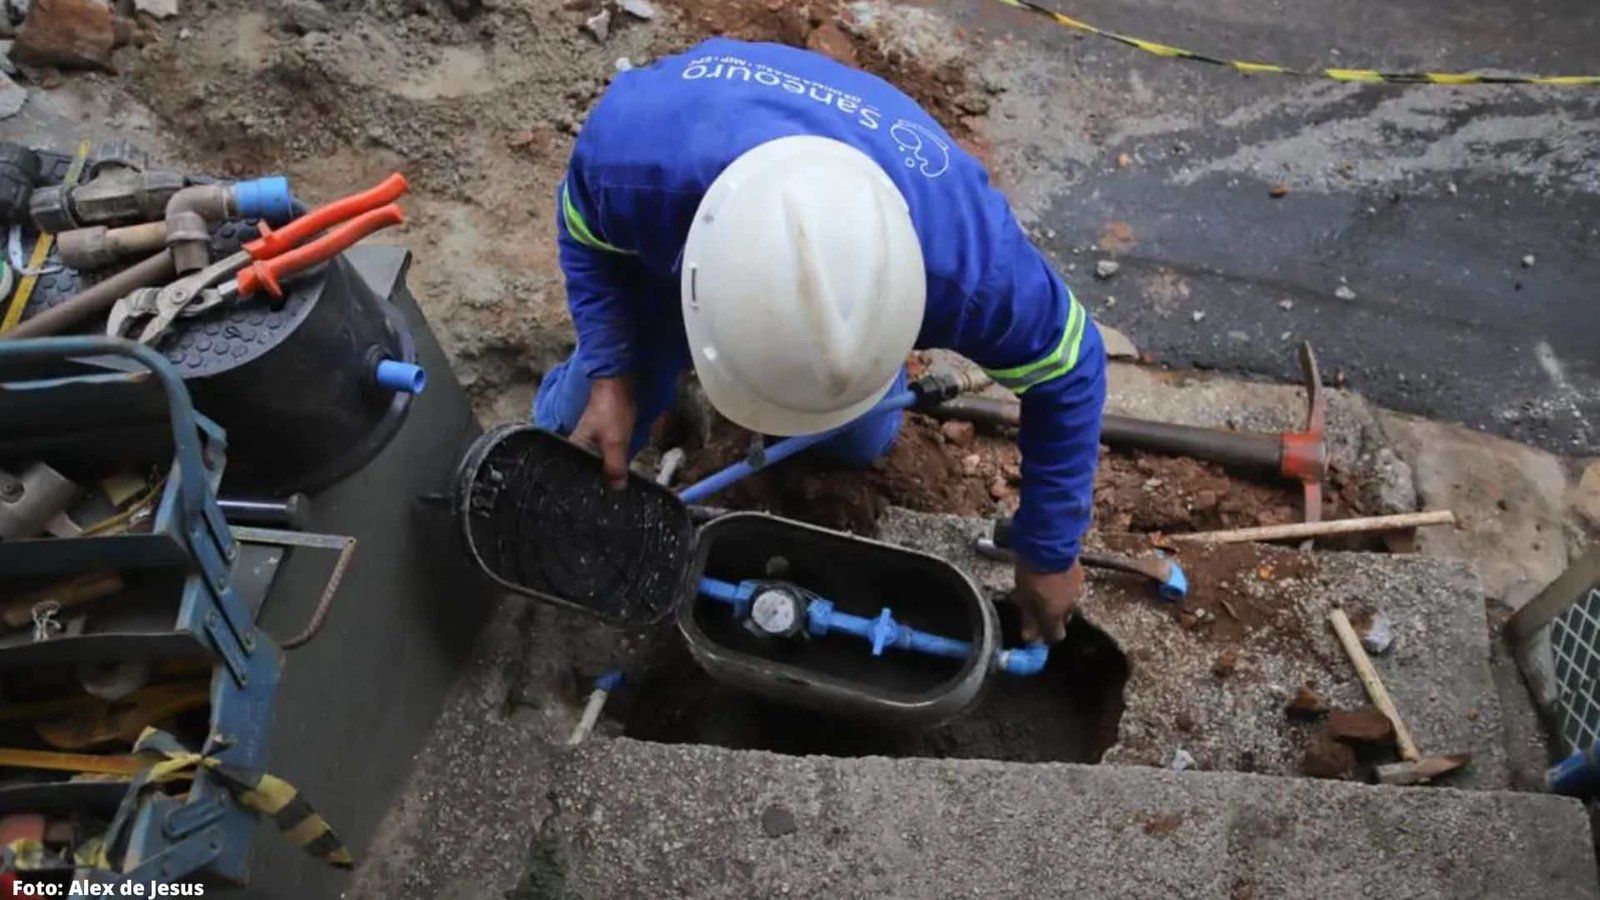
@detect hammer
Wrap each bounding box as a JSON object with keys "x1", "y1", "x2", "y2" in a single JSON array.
[{"x1": 1329, "y1": 608, "x2": 1470, "y2": 785}]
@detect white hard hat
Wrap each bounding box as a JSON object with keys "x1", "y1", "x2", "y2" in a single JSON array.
[{"x1": 680, "y1": 135, "x2": 926, "y2": 437}]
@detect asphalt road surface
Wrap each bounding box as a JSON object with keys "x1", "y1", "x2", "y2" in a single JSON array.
[{"x1": 946, "y1": 0, "x2": 1600, "y2": 453}]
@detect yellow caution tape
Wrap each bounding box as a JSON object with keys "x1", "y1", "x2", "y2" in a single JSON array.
[
  {"x1": 0, "y1": 139, "x2": 93, "y2": 333},
  {"x1": 990, "y1": 0, "x2": 1600, "y2": 86}
]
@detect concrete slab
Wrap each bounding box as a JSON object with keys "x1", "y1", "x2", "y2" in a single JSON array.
[
  {"x1": 1380, "y1": 410, "x2": 1572, "y2": 610},
  {"x1": 878, "y1": 508, "x2": 1510, "y2": 787},
  {"x1": 547, "y1": 739, "x2": 1599, "y2": 900}
]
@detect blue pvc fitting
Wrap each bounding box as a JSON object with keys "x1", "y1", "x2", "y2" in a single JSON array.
[
  {"x1": 1160, "y1": 560, "x2": 1188, "y2": 603},
  {"x1": 697, "y1": 576, "x2": 756, "y2": 619},
  {"x1": 232, "y1": 175, "x2": 296, "y2": 223},
  {"x1": 996, "y1": 643, "x2": 1049, "y2": 676},
  {"x1": 595, "y1": 669, "x2": 624, "y2": 693},
  {"x1": 1547, "y1": 743, "x2": 1600, "y2": 796},
  {"x1": 376, "y1": 359, "x2": 427, "y2": 395}
]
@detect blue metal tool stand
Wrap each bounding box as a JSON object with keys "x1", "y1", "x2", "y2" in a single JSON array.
[{"x1": 0, "y1": 337, "x2": 283, "y2": 893}]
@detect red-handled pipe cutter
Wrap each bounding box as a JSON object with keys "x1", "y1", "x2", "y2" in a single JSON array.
[{"x1": 107, "y1": 173, "x2": 410, "y2": 344}]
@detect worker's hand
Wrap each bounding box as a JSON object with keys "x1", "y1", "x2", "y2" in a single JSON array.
[
  {"x1": 572, "y1": 376, "x2": 636, "y2": 489},
  {"x1": 1013, "y1": 561, "x2": 1084, "y2": 643}
]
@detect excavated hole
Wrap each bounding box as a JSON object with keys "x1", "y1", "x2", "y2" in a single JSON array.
[{"x1": 619, "y1": 607, "x2": 1129, "y2": 764}]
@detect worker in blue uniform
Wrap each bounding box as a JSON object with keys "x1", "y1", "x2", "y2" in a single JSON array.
[{"x1": 535, "y1": 38, "x2": 1106, "y2": 643}]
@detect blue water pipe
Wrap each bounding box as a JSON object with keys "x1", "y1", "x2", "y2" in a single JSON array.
[
  {"x1": 678, "y1": 389, "x2": 918, "y2": 504},
  {"x1": 1547, "y1": 743, "x2": 1600, "y2": 797},
  {"x1": 231, "y1": 175, "x2": 297, "y2": 223},
  {"x1": 375, "y1": 359, "x2": 427, "y2": 394},
  {"x1": 698, "y1": 576, "x2": 1047, "y2": 677}
]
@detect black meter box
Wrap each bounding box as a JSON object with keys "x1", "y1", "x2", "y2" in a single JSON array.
[{"x1": 454, "y1": 426, "x2": 999, "y2": 728}]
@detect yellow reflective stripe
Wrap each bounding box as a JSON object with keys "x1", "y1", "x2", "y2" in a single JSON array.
[
  {"x1": 984, "y1": 293, "x2": 1088, "y2": 394},
  {"x1": 561, "y1": 180, "x2": 632, "y2": 255}
]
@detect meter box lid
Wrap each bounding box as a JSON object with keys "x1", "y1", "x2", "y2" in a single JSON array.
[{"x1": 454, "y1": 425, "x2": 695, "y2": 627}]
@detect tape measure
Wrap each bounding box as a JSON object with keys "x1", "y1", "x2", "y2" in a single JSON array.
[{"x1": 991, "y1": 0, "x2": 1600, "y2": 87}]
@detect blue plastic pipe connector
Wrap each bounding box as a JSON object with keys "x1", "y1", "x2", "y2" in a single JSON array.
[
  {"x1": 595, "y1": 669, "x2": 624, "y2": 692},
  {"x1": 1159, "y1": 561, "x2": 1188, "y2": 603},
  {"x1": 698, "y1": 576, "x2": 756, "y2": 618},
  {"x1": 678, "y1": 390, "x2": 918, "y2": 503},
  {"x1": 375, "y1": 359, "x2": 427, "y2": 394},
  {"x1": 996, "y1": 643, "x2": 1049, "y2": 676},
  {"x1": 232, "y1": 175, "x2": 296, "y2": 223},
  {"x1": 1547, "y1": 743, "x2": 1600, "y2": 797}
]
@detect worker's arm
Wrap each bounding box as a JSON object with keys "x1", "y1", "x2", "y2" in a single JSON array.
[
  {"x1": 955, "y1": 206, "x2": 1108, "y2": 635},
  {"x1": 555, "y1": 169, "x2": 651, "y2": 485},
  {"x1": 557, "y1": 171, "x2": 642, "y2": 381}
]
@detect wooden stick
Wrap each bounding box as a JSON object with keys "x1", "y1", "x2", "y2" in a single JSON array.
[
  {"x1": 0, "y1": 573, "x2": 125, "y2": 629},
  {"x1": 1169, "y1": 510, "x2": 1455, "y2": 545},
  {"x1": 1329, "y1": 608, "x2": 1420, "y2": 761}
]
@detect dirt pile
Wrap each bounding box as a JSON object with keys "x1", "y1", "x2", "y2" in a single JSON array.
[
  {"x1": 106, "y1": 0, "x2": 984, "y2": 422},
  {"x1": 677, "y1": 414, "x2": 1352, "y2": 538}
]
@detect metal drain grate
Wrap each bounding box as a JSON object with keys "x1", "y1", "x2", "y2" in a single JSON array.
[{"x1": 1551, "y1": 586, "x2": 1600, "y2": 752}]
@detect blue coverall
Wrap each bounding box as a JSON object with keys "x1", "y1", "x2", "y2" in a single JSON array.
[{"x1": 535, "y1": 38, "x2": 1106, "y2": 573}]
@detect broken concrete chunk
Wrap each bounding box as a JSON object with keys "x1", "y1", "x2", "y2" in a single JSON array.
[
  {"x1": 1327, "y1": 706, "x2": 1396, "y2": 746},
  {"x1": 1169, "y1": 748, "x2": 1195, "y2": 771},
  {"x1": 11, "y1": 0, "x2": 119, "y2": 71},
  {"x1": 1278, "y1": 299, "x2": 1293, "y2": 311},
  {"x1": 613, "y1": 56, "x2": 633, "y2": 72},
  {"x1": 581, "y1": 7, "x2": 609, "y2": 42},
  {"x1": 1099, "y1": 323, "x2": 1137, "y2": 359},
  {"x1": 1573, "y1": 460, "x2": 1600, "y2": 529},
  {"x1": 1334, "y1": 285, "x2": 1357, "y2": 301},
  {"x1": 1284, "y1": 685, "x2": 1328, "y2": 719},
  {"x1": 1520, "y1": 254, "x2": 1536, "y2": 269},
  {"x1": 616, "y1": 0, "x2": 656, "y2": 19},
  {"x1": 130, "y1": 0, "x2": 175, "y2": 19},
  {"x1": 0, "y1": 70, "x2": 24, "y2": 118},
  {"x1": 1094, "y1": 259, "x2": 1119, "y2": 280}
]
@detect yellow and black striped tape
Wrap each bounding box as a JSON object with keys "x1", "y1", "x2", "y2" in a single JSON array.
[
  {"x1": 127, "y1": 727, "x2": 355, "y2": 870},
  {"x1": 991, "y1": 0, "x2": 1600, "y2": 86}
]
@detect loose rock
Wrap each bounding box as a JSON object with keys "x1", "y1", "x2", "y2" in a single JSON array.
[
  {"x1": 1334, "y1": 285, "x2": 1357, "y2": 301},
  {"x1": 939, "y1": 420, "x2": 976, "y2": 448},
  {"x1": 582, "y1": 7, "x2": 610, "y2": 41},
  {"x1": 1327, "y1": 706, "x2": 1396, "y2": 746},
  {"x1": 805, "y1": 22, "x2": 855, "y2": 65},
  {"x1": 617, "y1": 0, "x2": 656, "y2": 18},
  {"x1": 11, "y1": 0, "x2": 119, "y2": 71},
  {"x1": 1360, "y1": 611, "x2": 1395, "y2": 655},
  {"x1": 1520, "y1": 254, "x2": 1535, "y2": 269},
  {"x1": 1278, "y1": 299, "x2": 1293, "y2": 311},
  {"x1": 1269, "y1": 184, "x2": 1289, "y2": 198},
  {"x1": 1170, "y1": 748, "x2": 1195, "y2": 771},
  {"x1": 1191, "y1": 310, "x2": 1206, "y2": 323},
  {"x1": 988, "y1": 478, "x2": 1011, "y2": 501},
  {"x1": 131, "y1": 0, "x2": 175, "y2": 19},
  {"x1": 1573, "y1": 460, "x2": 1600, "y2": 529},
  {"x1": 960, "y1": 453, "x2": 980, "y2": 477},
  {"x1": 1302, "y1": 734, "x2": 1357, "y2": 779},
  {"x1": 1284, "y1": 685, "x2": 1328, "y2": 720},
  {"x1": 1095, "y1": 259, "x2": 1119, "y2": 280},
  {"x1": 1116, "y1": 152, "x2": 1132, "y2": 168},
  {"x1": 1212, "y1": 649, "x2": 1238, "y2": 679}
]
